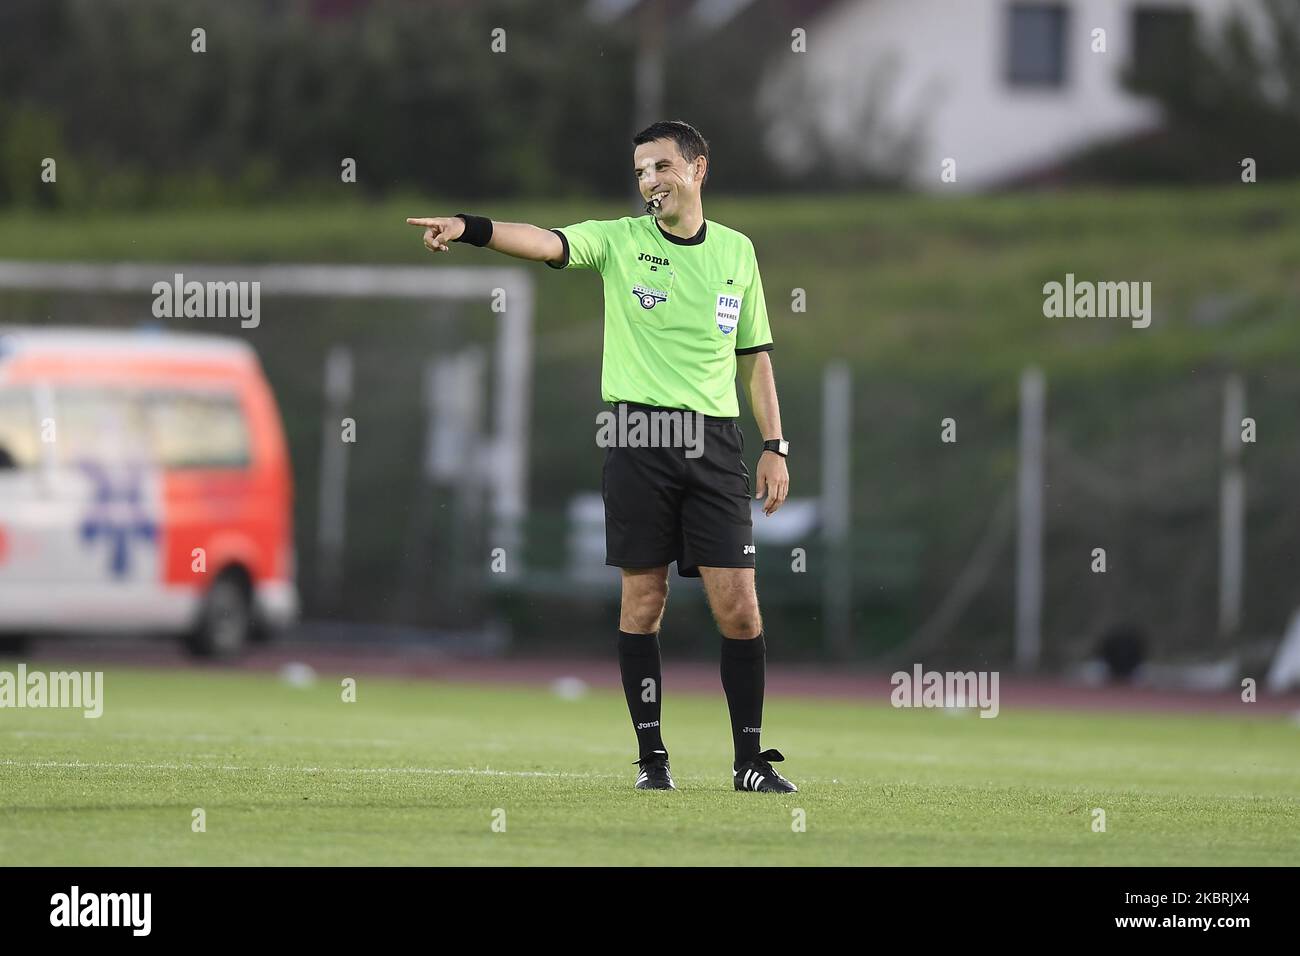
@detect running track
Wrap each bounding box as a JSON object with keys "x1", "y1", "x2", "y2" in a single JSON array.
[{"x1": 20, "y1": 638, "x2": 1300, "y2": 718}]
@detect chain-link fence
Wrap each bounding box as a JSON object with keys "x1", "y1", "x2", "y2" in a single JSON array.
[{"x1": 5, "y1": 279, "x2": 1297, "y2": 670}]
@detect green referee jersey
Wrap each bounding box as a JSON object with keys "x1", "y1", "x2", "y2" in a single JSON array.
[{"x1": 547, "y1": 215, "x2": 773, "y2": 418}]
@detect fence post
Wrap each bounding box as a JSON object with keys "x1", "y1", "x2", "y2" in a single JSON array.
[
  {"x1": 1015, "y1": 367, "x2": 1045, "y2": 671},
  {"x1": 315, "y1": 345, "x2": 353, "y2": 607},
  {"x1": 822, "y1": 362, "x2": 853, "y2": 658},
  {"x1": 1219, "y1": 374, "x2": 1245, "y2": 640}
]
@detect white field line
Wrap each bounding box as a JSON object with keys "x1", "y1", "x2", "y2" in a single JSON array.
[
  {"x1": 5, "y1": 726, "x2": 1300, "y2": 777},
  {"x1": 3, "y1": 737, "x2": 1296, "y2": 781},
  {"x1": 4, "y1": 729, "x2": 413, "y2": 748},
  {"x1": 0, "y1": 761, "x2": 1294, "y2": 803},
  {"x1": 0, "y1": 728, "x2": 626, "y2": 757},
  {"x1": 0, "y1": 759, "x2": 612, "y2": 779}
]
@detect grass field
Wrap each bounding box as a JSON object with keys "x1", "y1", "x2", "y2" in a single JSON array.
[{"x1": 1, "y1": 664, "x2": 1297, "y2": 866}]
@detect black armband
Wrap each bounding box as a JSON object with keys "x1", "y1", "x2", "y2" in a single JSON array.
[{"x1": 454, "y1": 213, "x2": 493, "y2": 247}]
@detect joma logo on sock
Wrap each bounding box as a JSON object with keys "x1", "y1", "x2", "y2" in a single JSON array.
[
  {"x1": 636, "y1": 720, "x2": 660, "y2": 730},
  {"x1": 742, "y1": 726, "x2": 761, "y2": 734}
]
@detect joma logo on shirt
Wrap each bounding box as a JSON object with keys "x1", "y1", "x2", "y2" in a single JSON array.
[{"x1": 637, "y1": 252, "x2": 671, "y2": 267}]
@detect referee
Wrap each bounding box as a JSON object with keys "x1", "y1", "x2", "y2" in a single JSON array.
[{"x1": 407, "y1": 120, "x2": 796, "y2": 793}]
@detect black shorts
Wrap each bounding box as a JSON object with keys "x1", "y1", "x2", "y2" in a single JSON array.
[{"x1": 602, "y1": 402, "x2": 756, "y2": 577}]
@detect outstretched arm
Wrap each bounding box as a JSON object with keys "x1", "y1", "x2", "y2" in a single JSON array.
[{"x1": 405, "y1": 216, "x2": 564, "y2": 265}]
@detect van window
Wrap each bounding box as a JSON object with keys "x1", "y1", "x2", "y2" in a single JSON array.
[
  {"x1": 143, "y1": 391, "x2": 251, "y2": 469},
  {"x1": 0, "y1": 388, "x2": 40, "y2": 469},
  {"x1": 50, "y1": 388, "x2": 152, "y2": 466}
]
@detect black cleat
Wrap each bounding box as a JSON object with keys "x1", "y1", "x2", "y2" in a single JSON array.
[
  {"x1": 733, "y1": 748, "x2": 798, "y2": 793},
  {"x1": 634, "y1": 751, "x2": 675, "y2": 790}
]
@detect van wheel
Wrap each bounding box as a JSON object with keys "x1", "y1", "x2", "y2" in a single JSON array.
[{"x1": 187, "y1": 573, "x2": 253, "y2": 660}]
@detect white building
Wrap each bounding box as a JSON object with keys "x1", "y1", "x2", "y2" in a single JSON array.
[{"x1": 759, "y1": 0, "x2": 1258, "y2": 190}]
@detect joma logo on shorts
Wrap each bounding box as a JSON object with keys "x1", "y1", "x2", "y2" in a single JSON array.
[{"x1": 743, "y1": 545, "x2": 756, "y2": 555}]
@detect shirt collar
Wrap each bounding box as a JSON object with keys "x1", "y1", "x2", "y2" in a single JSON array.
[{"x1": 654, "y1": 219, "x2": 707, "y2": 246}]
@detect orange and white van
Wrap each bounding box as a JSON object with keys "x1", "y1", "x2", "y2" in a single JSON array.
[{"x1": 0, "y1": 325, "x2": 298, "y2": 657}]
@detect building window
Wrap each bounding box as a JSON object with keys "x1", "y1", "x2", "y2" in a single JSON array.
[
  {"x1": 1130, "y1": 6, "x2": 1195, "y2": 93},
  {"x1": 1007, "y1": 2, "x2": 1069, "y2": 88}
]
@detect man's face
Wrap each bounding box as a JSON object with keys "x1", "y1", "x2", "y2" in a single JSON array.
[{"x1": 634, "y1": 138, "x2": 704, "y2": 219}]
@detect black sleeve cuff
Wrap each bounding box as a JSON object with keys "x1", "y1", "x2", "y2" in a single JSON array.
[
  {"x1": 545, "y1": 228, "x2": 570, "y2": 269},
  {"x1": 735, "y1": 343, "x2": 774, "y2": 355}
]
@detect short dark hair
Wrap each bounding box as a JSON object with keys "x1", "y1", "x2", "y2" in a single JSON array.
[{"x1": 633, "y1": 120, "x2": 710, "y2": 186}]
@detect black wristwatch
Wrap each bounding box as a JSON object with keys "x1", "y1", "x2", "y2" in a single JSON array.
[{"x1": 762, "y1": 438, "x2": 789, "y2": 457}]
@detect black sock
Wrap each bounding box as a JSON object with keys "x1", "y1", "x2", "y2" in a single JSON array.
[
  {"x1": 618, "y1": 630, "x2": 665, "y2": 758},
  {"x1": 720, "y1": 632, "x2": 765, "y2": 769}
]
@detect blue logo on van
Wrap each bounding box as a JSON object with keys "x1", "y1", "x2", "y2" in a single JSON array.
[{"x1": 78, "y1": 461, "x2": 157, "y2": 577}]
